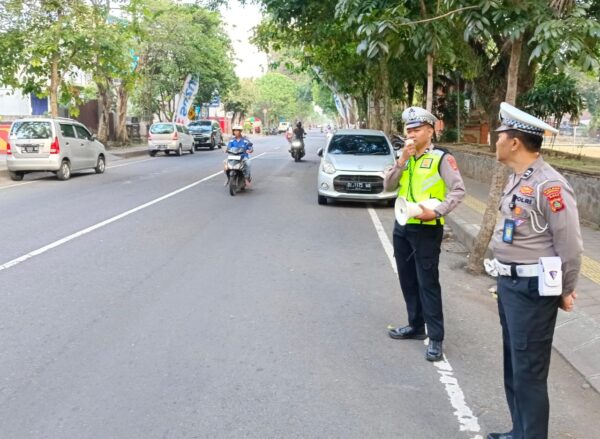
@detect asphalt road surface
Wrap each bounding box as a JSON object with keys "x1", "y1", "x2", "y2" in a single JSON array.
[{"x1": 1, "y1": 131, "x2": 599, "y2": 438}]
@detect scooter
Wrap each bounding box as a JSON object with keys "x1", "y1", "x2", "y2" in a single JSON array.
[
  {"x1": 290, "y1": 138, "x2": 305, "y2": 162},
  {"x1": 224, "y1": 145, "x2": 247, "y2": 196}
]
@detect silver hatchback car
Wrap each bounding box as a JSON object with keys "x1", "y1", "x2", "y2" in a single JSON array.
[{"x1": 6, "y1": 118, "x2": 107, "y2": 181}]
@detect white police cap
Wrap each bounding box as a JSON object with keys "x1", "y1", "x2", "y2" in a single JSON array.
[
  {"x1": 496, "y1": 102, "x2": 558, "y2": 137},
  {"x1": 402, "y1": 106, "x2": 437, "y2": 129}
]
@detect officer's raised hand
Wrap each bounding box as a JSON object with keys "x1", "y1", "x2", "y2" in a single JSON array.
[{"x1": 397, "y1": 139, "x2": 416, "y2": 166}]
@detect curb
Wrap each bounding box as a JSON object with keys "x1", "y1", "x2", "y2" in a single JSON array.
[{"x1": 107, "y1": 148, "x2": 149, "y2": 160}]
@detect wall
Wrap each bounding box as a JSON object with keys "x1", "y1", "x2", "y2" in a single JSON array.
[{"x1": 450, "y1": 148, "x2": 600, "y2": 226}]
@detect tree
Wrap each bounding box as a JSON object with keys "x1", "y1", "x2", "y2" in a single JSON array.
[
  {"x1": 519, "y1": 72, "x2": 583, "y2": 126},
  {"x1": 0, "y1": 0, "x2": 99, "y2": 117}
]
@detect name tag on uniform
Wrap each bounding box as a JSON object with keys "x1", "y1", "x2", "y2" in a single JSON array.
[{"x1": 502, "y1": 219, "x2": 515, "y2": 244}]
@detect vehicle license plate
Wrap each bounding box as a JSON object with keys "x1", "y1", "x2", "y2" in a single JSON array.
[
  {"x1": 156, "y1": 145, "x2": 167, "y2": 149},
  {"x1": 23, "y1": 145, "x2": 39, "y2": 153},
  {"x1": 347, "y1": 182, "x2": 371, "y2": 191},
  {"x1": 228, "y1": 155, "x2": 241, "y2": 160}
]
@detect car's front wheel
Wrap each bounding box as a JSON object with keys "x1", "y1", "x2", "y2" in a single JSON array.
[
  {"x1": 149, "y1": 151, "x2": 157, "y2": 157},
  {"x1": 56, "y1": 160, "x2": 71, "y2": 181},
  {"x1": 9, "y1": 171, "x2": 24, "y2": 181},
  {"x1": 95, "y1": 155, "x2": 106, "y2": 174},
  {"x1": 176, "y1": 145, "x2": 182, "y2": 156},
  {"x1": 189, "y1": 144, "x2": 195, "y2": 154},
  {"x1": 318, "y1": 195, "x2": 328, "y2": 205},
  {"x1": 209, "y1": 137, "x2": 215, "y2": 150}
]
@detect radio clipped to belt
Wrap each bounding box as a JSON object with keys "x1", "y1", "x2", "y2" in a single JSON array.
[{"x1": 538, "y1": 256, "x2": 562, "y2": 296}]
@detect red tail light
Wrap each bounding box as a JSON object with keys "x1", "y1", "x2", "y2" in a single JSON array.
[
  {"x1": 172, "y1": 131, "x2": 179, "y2": 140},
  {"x1": 6, "y1": 142, "x2": 11, "y2": 155},
  {"x1": 50, "y1": 136, "x2": 60, "y2": 154}
]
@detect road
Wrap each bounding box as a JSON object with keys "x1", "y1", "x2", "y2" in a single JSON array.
[{"x1": 1, "y1": 131, "x2": 599, "y2": 438}]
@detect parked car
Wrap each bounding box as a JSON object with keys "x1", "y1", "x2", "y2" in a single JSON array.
[
  {"x1": 317, "y1": 129, "x2": 397, "y2": 206},
  {"x1": 187, "y1": 120, "x2": 223, "y2": 150},
  {"x1": 148, "y1": 122, "x2": 194, "y2": 156},
  {"x1": 6, "y1": 117, "x2": 106, "y2": 181},
  {"x1": 277, "y1": 121, "x2": 290, "y2": 134}
]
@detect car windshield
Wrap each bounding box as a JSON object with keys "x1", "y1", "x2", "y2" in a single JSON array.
[
  {"x1": 150, "y1": 123, "x2": 175, "y2": 134},
  {"x1": 188, "y1": 123, "x2": 211, "y2": 132},
  {"x1": 11, "y1": 121, "x2": 52, "y2": 139},
  {"x1": 327, "y1": 135, "x2": 390, "y2": 155}
]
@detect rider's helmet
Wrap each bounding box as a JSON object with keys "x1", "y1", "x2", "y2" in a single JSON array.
[{"x1": 232, "y1": 124, "x2": 243, "y2": 133}]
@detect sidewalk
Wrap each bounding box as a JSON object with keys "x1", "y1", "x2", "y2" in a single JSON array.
[{"x1": 447, "y1": 175, "x2": 600, "y2": 392}]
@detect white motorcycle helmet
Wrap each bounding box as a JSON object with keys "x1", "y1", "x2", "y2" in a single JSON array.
[{"x1": 232, "y1": 124, "x2": 243, "y2": 133}]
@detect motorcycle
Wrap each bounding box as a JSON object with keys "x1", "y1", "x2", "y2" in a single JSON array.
[
  {"x1": 290, "y1": 137, "x2": 305, "y2": 162},
  {"x1": 224, "y1": 145, "x2": 248, "y2": 196}
]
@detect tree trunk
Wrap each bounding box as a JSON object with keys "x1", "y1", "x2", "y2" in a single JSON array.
[
  {"x1": 97, "y1": 80, "x2": 112, "y2": 144},
  {"x1": 116, "y1": 82, "x2": 129, "y2": 145},
  {"x1": 379, "y1": 58, "x2": 393, "y2": 136},
  {"x1": 407, "y1": 82, "x2": 415, "y2": 107},
  {"x1": 466, "y1": 37, "x2": 523, "y2": 274},
  {"x1": 426, "y1": 54, "x2": 434, "y2": 112},
  {"x1": 49, "y1": 54, "x2": 60, "y2": 117}
]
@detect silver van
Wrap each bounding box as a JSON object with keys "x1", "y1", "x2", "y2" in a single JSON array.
[
  {"x1": 148, "y1": 122, "x2": 194, "y2": 156},
  {"x1": 6, "y1": 118, "x2": 107, "y2": 181}
]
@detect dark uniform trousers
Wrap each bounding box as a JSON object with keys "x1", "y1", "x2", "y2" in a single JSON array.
[
  {"x1": 497, "y1": 275, "x2": 561, "y2": 439},
  {"x1": 393, "y1": 223, "x2": 444, "y2": 341}
]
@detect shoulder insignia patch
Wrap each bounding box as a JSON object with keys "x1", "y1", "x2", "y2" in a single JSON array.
[
  {"x1": 543, "y1": 185, "x2": 565, "y2": 213},
  {"x1": 519, "y1": 186, "x2": 534, "y2": 196},
  {"x1": 446, "y1": 155, "x2": 458, "y2": 171},
  {"x1": 420, "y1": 158, "x2": 433, "y2": 169}
]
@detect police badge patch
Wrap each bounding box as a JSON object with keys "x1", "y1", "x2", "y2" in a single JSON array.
[{"x1": 543, "y1": 185, "x2": 565, "y2": 212}]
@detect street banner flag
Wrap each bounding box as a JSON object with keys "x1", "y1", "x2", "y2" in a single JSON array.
[
  {"x1": 333, "y1": 94, "x2": 347, "y2": 124},
  {"x1": 174, "y1": 74, "x2": 200, "y2": 125}
]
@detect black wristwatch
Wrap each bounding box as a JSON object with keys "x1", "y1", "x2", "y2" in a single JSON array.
[{"x1": 434, "y1": 210, "x2": 442, "y2": 219}]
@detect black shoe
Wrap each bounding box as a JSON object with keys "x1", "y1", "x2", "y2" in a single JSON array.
[
  {"x1": 486, "y1": 433, "x2": 512, "y2": 439},
  {"x1": 388, "y1": 325, "x2": 427, "y2": 340},
  {"x1": 425, "y1": 340, "x2": 443, "y2": 361}
]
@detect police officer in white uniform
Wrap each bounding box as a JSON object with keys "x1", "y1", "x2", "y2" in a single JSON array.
[
  {"x1": 486, "y1": 103, "x2": 583, "y2": 439},
  {"x1": 384, "y1": 107, "x2": 465, "y2": 361}
]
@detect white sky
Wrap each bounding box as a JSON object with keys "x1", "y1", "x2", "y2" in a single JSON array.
[{"x1": 220, "y1": 1, "x2": 268, "y2": 78}]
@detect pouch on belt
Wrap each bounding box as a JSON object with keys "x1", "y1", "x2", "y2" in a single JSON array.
[{"x1": 538, "y1": 256, "x2": 562, "y2": 296}]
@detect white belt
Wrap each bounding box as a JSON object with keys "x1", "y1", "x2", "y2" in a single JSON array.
[{"x1": 496, "y1": 261, "x2": 537, "y2": 277}]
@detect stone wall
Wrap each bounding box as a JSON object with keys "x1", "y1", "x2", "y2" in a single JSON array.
[{"x1": 449, "y1": 147, "x2": 600, "y2": 227}]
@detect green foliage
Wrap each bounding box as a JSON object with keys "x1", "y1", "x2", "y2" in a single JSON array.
[
  {"x1": 518, "y1": 72, "x2": 583, "y2": 126},
  {"x1": 131, "y1": 0, "x2": 236, "y2": 120}
]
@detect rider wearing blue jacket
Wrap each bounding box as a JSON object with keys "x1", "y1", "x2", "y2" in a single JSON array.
[{"x1": 227, "y1": 125, "x2": 253, "y2": 185}]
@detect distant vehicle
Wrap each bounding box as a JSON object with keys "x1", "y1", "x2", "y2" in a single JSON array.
[
  {"x1": 188, "y1": 120, "x2": 223, "y2": 150},
  {"x1": 6, "y1": 117, "x2": 106, "y2": 181},
  {"x1": 148, "y1": 122, "x2": 194, "y2": 156},
  {"x1": 277, "y1": 121, "x2": 290, "y2": 134},
  {"x1": 316, "y1": 129, "x2": 397, "y2": 206}
]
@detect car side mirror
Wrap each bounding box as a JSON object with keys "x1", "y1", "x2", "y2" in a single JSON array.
[{"x1": 317, "y1": 148, "x2": 323, "y2": 157}]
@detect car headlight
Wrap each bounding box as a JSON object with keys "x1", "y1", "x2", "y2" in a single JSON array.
[{"x1": 322, "y1": 159, "x2": 336, "y2": 174}]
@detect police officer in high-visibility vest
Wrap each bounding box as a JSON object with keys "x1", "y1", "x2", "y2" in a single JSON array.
[
  {"x1": 384, "y1": 107, "x2": 465, "y2": 361},
  {"x1": 485, "y1": 103, "x2": 583, "y2": 439}
]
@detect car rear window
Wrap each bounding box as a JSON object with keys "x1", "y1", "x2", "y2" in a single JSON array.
[
  {"x1": 188, "y1": 122, "x2": 211, "y2": 132},
  {"x1": 11, "y1": 121, "x2": 52, "y2": 139},
  {"x1": 327, "y1": 135, "x2": 391, "y2": 155},
  {"x1": 150, "y1": 123, "x2": 175, "y2": 134}
]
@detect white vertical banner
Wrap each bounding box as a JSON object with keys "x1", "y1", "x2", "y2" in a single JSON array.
[
  {"x1": 173, "y1": 74, "x2": 200, "y2": 125},
  {"x1": 333, "y1": 94, "x2": 347, "y2": 125}
]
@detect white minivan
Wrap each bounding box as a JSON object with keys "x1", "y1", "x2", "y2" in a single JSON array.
[
  {"x1": 6, "y1": 118, "x2": 107, "y2": 181},
  {"x1": 148, "y1": 122, "x2": 194, "y2": 156}
]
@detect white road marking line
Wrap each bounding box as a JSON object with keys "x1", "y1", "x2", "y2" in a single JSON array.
[
  {"x1": 0, "y1": 153, "x2": 267, "y2": 273},
  {"x1": 107, "y1": 157, "x2": 154, "y2": 169},
  {"x1": 0, "y1": 181, "x2": 38, "y2": 190},
  {"x1": 367, "y1": 207, "x2": 483, "y2": 439}
]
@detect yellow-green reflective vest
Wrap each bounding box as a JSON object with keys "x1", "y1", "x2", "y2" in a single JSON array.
[{"x1": 398, "y1": 148, "x2": 447, "y2": 225}]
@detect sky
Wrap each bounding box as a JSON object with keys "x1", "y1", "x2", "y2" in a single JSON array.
[{"x1": 220, "y1": 1, "x2": 268, "y2": 78}]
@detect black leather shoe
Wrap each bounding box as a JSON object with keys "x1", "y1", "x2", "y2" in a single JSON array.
[
  {"x1": 388, "y1": 325, "x2": 427, "y2": 340},
  {"x1": 425, "y1": 340, "x2": 443, "y2": 361},
  {"x1": 486, "y1": 432, "x2": 512, "y2": 439}
]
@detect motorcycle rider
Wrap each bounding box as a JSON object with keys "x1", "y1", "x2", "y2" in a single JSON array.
[
  {"x1": 290, "y1": 121, "x2": 306, "y2": 153},
  {"x1": 227, "y1": 125, "x2": 253, "y2": 186}
]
